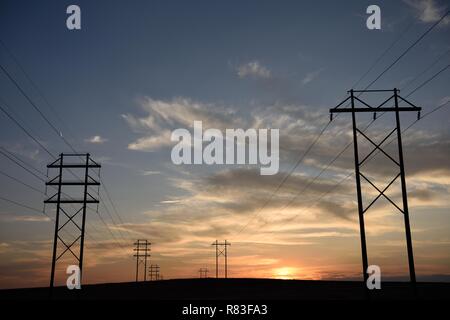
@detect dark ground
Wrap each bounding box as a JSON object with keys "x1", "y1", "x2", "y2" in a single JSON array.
[{"x1": 1, "y1": 278, "x2": 449, "y2": 300}]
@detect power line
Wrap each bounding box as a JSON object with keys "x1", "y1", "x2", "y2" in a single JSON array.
[
  {"x1": 406, "y1": 64, "x2": 449, "y2": 95},
  {"x1": 0, "y1": 195, "x2": 47, "y2": 216},
  {"x1": 0, "y1": 82, "x2": 128, "y2": 253},
  {"x1": 258, "y1": 98, "x2": 449, "y2": 239},
  {"x1": 419, "y1": 99, "x2": 450, "y2": 119},
  {"x1": 371, "y1": 63, "x2": 449, "y2": 124},
  {"x1": 401, "y1": 48, "x2": 450, "y2": 92},
  {"x1": 279, "y1": 67, "x2": 448, "y2": 214},
  {"x1": 0, "y1": 59, "x2": 131, "y2": 249},
  {"x1": 0, "y1": 39, "x2": 78, "y2": 144},
  {"x1": 0, "y1": 102, "x2": 126, "y2": 251},
  {"x1": 0, "y1": 194, "x2": 79, "y2": 241},
  {"x1": 363, "y1": 10, "x2": 449, "y2": 90},
  {"x1": 233, "y1": 10, "x2": 443, "y2": 238},
  {"x1": 0, "y1": 101, "x2": 55, "y2": 159},
  {"x1": 0, "y1": 63, "x2": 78, "y2": 154},
  {"x1": 0, "y1": 169, "x2": 42, "y2": 194},
  {"x1": 0, "y1": 147, "x2": 46, "y2": 182},
  {"x1": 101, "y1": 182, "x2": 134, "y2": 241},
  {"x1": 238, "y1": 60, "x2": 449, "y2": 240},
  {"x1": 0, "y1": 48, "x2": 132, "y2": 259},
  {"x1": 0, "y1": 146, "x2": 47, "y2": 177},
  {"x1": 93, "y1": 204, "x2": 129, "y2": 253},
  {"x1": 352, "y1": 21, "x2": 414, "y2": 89},
  {"x1": 0, "y1": 159, "x2": 110, "y2": 245},
  {"x1": 258, "y1": 94, "x2": 450, "y2": 238},
  {"x1": 235, "y1": 120, "x2": 333, "y2": 235},
  {"x1": 99, "y1": 199, "x2": 130, "y2": 249},
  {"x1": 365, "y1": 99, "x2": 450, "y2": 155}
]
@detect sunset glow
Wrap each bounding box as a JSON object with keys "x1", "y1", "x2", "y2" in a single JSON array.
[{"x1": 1, "y1": 0, "x2": 449, "y2": 290}]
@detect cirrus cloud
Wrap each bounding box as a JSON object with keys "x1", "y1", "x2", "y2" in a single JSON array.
[
  {"x1": 237, "y1": 61, "x2": 272, "y2": 79},
  {"x1": 403, "y1": 0, "x2": 450, "y2": 25}
]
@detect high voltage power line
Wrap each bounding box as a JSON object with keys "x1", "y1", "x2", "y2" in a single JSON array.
[
  {"x1": 0, "y1": 189, "x2": 103, "y2": 245},
  {"x1": 0, "y1": 58, "x2": 131, "y2": 255},
  {"x1": 251, "y1": 79, "x2": 450, "y2": 239},
  {"x1": 0, "y1": 148, "x2": 121, "y2": 247},
  {"x1": 0, "y1": 141, "x2": 130, "y2": 255},
  {"x1": 235, "y1": 23, "x2": 412, "y2": 236},
  {"x1": 258, "y1": 97, "x2": 450, "y2": 238},
  {"x1": 363, "y1": 9, "x2": 449, "y2": 90},
  {"x1": 0, "y1": 43, "x2": 132, "y2": 224},
  {"x1": 0, "y1": 128, "x2": 126, "y2": 250},
  {"x1": 0, "y1": 39, "x2": 79, "y2": 144},
  {"x1": 234, "y1": 9, "x2": 449, "y2": 239},
  {"x1": 0, "y1": 40, "x2": 133, "y2": 252}
]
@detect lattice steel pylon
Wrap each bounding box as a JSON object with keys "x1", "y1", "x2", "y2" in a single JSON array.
[
  {"x1": 199, "y1": 267, "x2": 209, "y2": 278},
  {"x1": 134, "y1": 239, "x2": 151, "y2": 282},
  {"x1": 44, "y1": 153, "x2": 101, "y2": 293},
  {"x1": 211, "y1": 240, "x2": 231, "y2": 278},
  {"x1": 148, "y1": 264, "x2": 160, "y2": 281},
  {"x1": 330, "y1": 88, "x2": 421, "y2": 288}
]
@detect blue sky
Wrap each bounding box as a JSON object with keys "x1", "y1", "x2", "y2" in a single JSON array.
[{"x1": 0, "y1": 0, "x2": 449, "y2": 288}]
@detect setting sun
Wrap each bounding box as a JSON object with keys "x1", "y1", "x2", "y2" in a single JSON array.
[{"x1": 273, "y1": 267, "x2": 298, "y2": 280}]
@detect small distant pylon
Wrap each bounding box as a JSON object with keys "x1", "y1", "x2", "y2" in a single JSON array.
[
  {"x1": 133, "y1": 240, "x2": 151, "y2": 282},
  {"x1": 199, "y1": 267, "x2": 209, "y2": 278},
  {"x1": 149, "y1": 264, "x2": 160, "y2": 281}
]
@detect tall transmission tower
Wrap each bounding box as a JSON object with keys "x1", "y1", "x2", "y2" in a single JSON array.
[
  {"x1": 44, "y1": 153, "x2": 101, "y2": 293},
  {"x1": 198, "y1": 267, "x2": 209, "y2": 278},
  {"x1": 330, "y1": 88, "x2": 421, "y2": 288},
  {"x1": 148, "y1": 264, "x2": 160, "y2": 281},
  {"x1": 134, "y1": 240, "x2": 151, "y2": 282},
  {"x1": 211, "y1": 240, "x2": 231, "y2": 278}
]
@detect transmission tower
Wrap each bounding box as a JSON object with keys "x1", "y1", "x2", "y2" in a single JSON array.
[
  {"x1": 211, "y1": 240, "x2": 231, "y2": 278},
  {"x1": 330, "y1": 88, "x2": 420, "y2": 288},
  {"x1": 44, "y1": 153, "x2": 101, "y2": 293},
  {"x1": 199, "y1": 267, "x2": 209, "y2": 278},
  {"x1": 134, "y1": 240, "x2": 151, "y2": 282},
  {"x1": 148, "y1": 264, "x2": 160, "y2": 281}
]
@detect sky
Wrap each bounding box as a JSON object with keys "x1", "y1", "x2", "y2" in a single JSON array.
[{"x1": 0, "y1": 0, "x2": 449, "y2": 289}]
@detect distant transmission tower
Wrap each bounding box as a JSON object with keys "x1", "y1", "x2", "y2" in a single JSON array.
[
  {"x1": 211, "y1": 240, "x2": 231, "y2": 278},
  {"x1": 149, "y1": 264, "x2": 160, "y2": 281},
  {"x1": 199, "y1": 267, "x2": 209, "y2": 278},
  {"x1": 45, "y1": 153, "x2": 101, "y2": 293},
  {"x1": 330, "y1": 89, "x2": 421, "y2": 288},
  {"x1": 134, "y1": 240, "x2": 151, "y2": 282}
]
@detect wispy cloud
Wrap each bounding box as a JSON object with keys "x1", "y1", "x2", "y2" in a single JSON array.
[
  {"x1": 403, "y1": 0, "x2": 450, "y2": 25},
  {"x1": 85, "y1": 135, "x2": 108, "y2": 144},
  {"x1": 237, "y1": 61, "x2": 272, "y2": 79},
  {"x1": 160, "y1": 199, "x2": 182, "y2": 204},
  {"x1": 141, "y1": 170, "x2": 161, "y2": 176},
  {"x1": 122, "y1": 97, "x2": 243, "y2": 151},
  {"x1": 302, "y1": 68, "x2": 324, "y2": 85},
  {"x1": 127, "y1": 130, "x2": 172, "y2": 151},
  {"x1": 0, "y1": 215, "x2": 51, "y2": 223}
]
